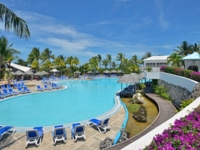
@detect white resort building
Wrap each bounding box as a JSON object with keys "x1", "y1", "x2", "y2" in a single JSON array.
[{"x1": 143, "y1": 55, "x2": 169, "y2": 71}]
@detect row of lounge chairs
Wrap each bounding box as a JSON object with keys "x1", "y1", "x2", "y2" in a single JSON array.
[
  {"x1": 36, "y1": 82, "x2": 62, "y2": 91},
  {"x1": 0, "y1": 84, "x2": 31, "y2": 99},
  {"x1": 0, "y1": 118, "x2": 110, "y2": 148}
]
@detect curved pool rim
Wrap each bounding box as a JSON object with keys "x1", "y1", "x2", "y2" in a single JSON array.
[{"x1": 0, "y1": 79, "x2": 122, "y2": 131}]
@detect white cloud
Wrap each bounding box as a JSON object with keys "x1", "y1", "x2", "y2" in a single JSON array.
[{"x1": 155, "y1": 0, "x2": 170, "y2": 30}]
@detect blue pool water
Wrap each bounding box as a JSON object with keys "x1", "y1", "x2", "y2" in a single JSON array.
[{"x1": 0, "y1": 78, "x2": 121, "y2": 127}]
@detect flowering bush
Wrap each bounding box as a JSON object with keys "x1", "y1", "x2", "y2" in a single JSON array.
[
  {"x1": 190, "y1": 72, "x2": 200, "y2": 82},
  {"x1": 160, "y1": 66, "x2": 167, "y2": 72},
  {"x1": 160, "y1": 66, "x2": 199, "y2": 82},
  {"x1": 144, "y1": 105, "x2": 200, "y2": 149}
]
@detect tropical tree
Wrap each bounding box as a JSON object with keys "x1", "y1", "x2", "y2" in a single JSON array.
[
  {"x1": 15, "y1": 58, "x2": 28, "y2": 66},
  {"x1": 102, "y1": 59, "x2": 109, "y2": 69},
  {"x1": 66, "y1": 56, "x2": 74, "y2": 68},
  {"x1": 0, "y1": 36, "x2": 20, "y2": 79},
  {"x1": 89, "y1": 56, "x2": 99, "y2": 72},
  {"x1": 174, "y1": 41, "x2": 193, "y2": 56},
  {"x1": 73, "y1": 57, "x2": 80, "y2": 67},
  {"x1": 40, "y1": 48, "x2": 55, "y2": 63},
  {"x1": 53, "y1": 57, "x2": 66, "y2": 74},
  {"x1": 192, "y1": 43, "x2": 200, "y2": 53},
  {"x1": 111, "y1": 61, "x2": 117, "y2": 69},
  {"x1": 106, "y1": 54, "x2": 112, "y2": 69},
  {"x1": 27, "y1": 47, "x2": 40, "y2": 71},
  {"x1": 97, "y1": 54, "x2": 102, "y2": 69},
  {"x1": 142, "y1": 51, "x2": 152, "y2": 60},
  {"x1": 41, "y1": 60, "x2": 53, "y2": 72},
  {"x1": 130, "y1": 55, "x2": 139, "y2": 65},
  {"x1": 0, "y1": 3, "x2": 30, "y2": 39},
  {"x1": 167, "y1": 53, "x2": 184, "y2": 67},
  {"x1": 116, "y1": 52, "x2": 125, "y2": 68}
]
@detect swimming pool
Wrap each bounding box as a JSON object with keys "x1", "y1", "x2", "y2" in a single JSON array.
[{"x1": 0, "y1": 78, "x2": 121, "y2": 127}]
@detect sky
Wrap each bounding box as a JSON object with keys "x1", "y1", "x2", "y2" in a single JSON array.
[{"x1": 1, "y1": 0, "x2": 200, "y2": 65}]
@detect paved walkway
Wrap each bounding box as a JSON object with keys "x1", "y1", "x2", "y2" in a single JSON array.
[
  {"x1": 0, "y1": 80, "x2": 126, "y2": 150},
  {"x1": 106, "y1": 92, "x2": 177, "y2": 150}
]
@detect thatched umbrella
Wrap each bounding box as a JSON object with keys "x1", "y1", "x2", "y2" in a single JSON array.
[
  {"x1": 118, "y1": 74, "x2": 140, "y2": 90},
  {"x1": 74, "y1": 71, "x2": 81, "y2": 74},
  {"x1": 13, "y1": 70, "x2": 24, "y2": 75},
  {"x1": 41, "y1": 71, "x2": 49, "y2": 75},
  {"x1": 111, "y1": 70, "x2": 117, "y2": 74},
  {"x1": 87, "y1": 71, "x2": 93, "y2": 74},
  {"x1": 103, "y1": 70, "x2": 110, "y2": 74},
  {"x1": 24, "y1": 70, "x2": 34, "y2": 75},
  {"x1": 34, "y1": 72, "x2": 44, "y2": 76}
]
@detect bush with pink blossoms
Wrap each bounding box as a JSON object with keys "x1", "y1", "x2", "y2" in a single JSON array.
[{"x1": 143, "y1": 105, "x2": 200, "y2": 150}]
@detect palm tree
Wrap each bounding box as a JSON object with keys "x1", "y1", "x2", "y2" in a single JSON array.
[
  {"x1": 5, "y1": 48, "x2": 20, "y2": 82},
  {"x1": 97, "y1": 54, "x2": 102, "y2": 69},
  {"x1": 192, "y1": 43, "x2": 200, "y2": 53},
  {"x1": 0, "y1": 36, "x2": 20, "y2": 79},
  {"x1": 15, "y1": 58, "x2": 28, "y2": 66},
  {"x1": 167, "y1": 53, "x2": 184, "y2": 67},
  {"x1": 102, "y1": 59, "x2": 109, "y2": 69},
  {"x1": 106, "y1": 54, "x2": 112, "y2": 69},
  {"x1": 53, "y1": 57, "x2": 65, "y2": 74},
  {"x1": 66, "y1": 56, "x2": 74, "y2": 68},
  {"x1": 174, "y1": 41, "x2": 193, "y2": 56},
  {"x1": 0, "y1": 3, "x2": 30, "y2": 39},
  {"x1": 111, "y1": 61, "x2": 117, "y2": 69},
  {"x1": 27, "y1": 47, "x2": 40, "y2": 71},
  {"x1": 142, "y1": 52, "x2": 152, "y2": 60},
  {"x1": 42, "y1": 60, "x2": 53, "y2": 72},
  {"x1": 40, "y1": 48, "x2": 55, "y2": 63},
  {"x1": 130, "y1": 55, "x2": 138, "y2": 64},
  {"x1": 116, "y1": 52, "x2": 125, "y2": 68},
  {"x1": 89, "y1": 57, "x2": 99, "y2": 71},
  {"x1": 73, "y1": 57, "x2": 80, "y2": 67}
]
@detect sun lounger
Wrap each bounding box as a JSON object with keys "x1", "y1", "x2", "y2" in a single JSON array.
[
  {"x1": 44, "y1": 84, "x2": 51, "y2": 90},
  {"x1": 36, "y1": 85, "x2": 44, "y2": 91},
  {"x1": 2, "y1": 89, "x2": 13, "y2": 96},
  {"x1": 0, "y1": 126, "x2": 15, "y2": 140},
  {"x1": 25, "y1": 127, "x2": 44, "y2": 148},
  {"x1": 8, "y1": 88, "x2": 18, "y2": 95},
  {"x1": 17, "y1": 87, "x2": 26, "y2": 94},
  {"x1": 52, "y1": 125, "x2": 67, "y2": 146},
  {"x1": 71, "y1": 123, "x2": 86, "y2": 142},
  {"x1": 0, "y1": 91, "x2": 7, "y2": 98},
  {"x1": 24, "y1": 86, "x2": 31, "y2": 93},
  {"x1": 88, "y1": 118, "x2": 111, "y2": 133}
]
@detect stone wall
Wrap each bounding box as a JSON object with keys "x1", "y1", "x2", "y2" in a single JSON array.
[{"x1": 158, "y1": 80, "x2": 191, "y2": 105}]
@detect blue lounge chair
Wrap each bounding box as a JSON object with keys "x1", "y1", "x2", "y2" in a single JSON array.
[
  {"x1": 87, "y1": 118, "x2": 111, "y2": 133},
  {"x1": 71, "y1": 123, "x2": 86, "y2": 142},
  {"x1": 36, "y1": 85, "x2": 44, "y2": 91},
  {"x1": 2, "y1": 89, "x2": 12, "y2": 96},
  {"x1": 17, "y1": 87, "x2": 26, "y2": 94},
  {"x1": 52, "y1": 125, "x2": 66, "y2": 146},
  {"x1": 44, "y1": 84, "x2": 51, "y2": 90},
  {"x1": 0, "y1": 91, "x2": 7, "y2": 98},
  {"x1": 0, "y1": 126, "x2": 15, "y2": 140},
  {"x1": 6, "y1": 84, "x2": 12, "y2": 89},
  {"x1": 24, "y1": 86, "x2": 31, "y2": 93},
  {"x1": 8, "y1": 88, "x2": 18, "y2": 95},
  {"x1": 25, "y1": 127, "x2": 44, "y2": 148}
]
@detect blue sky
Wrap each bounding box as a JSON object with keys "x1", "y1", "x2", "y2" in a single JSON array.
[{"x1": 1, "y1": 0, "x2": 200, "y2": 65}]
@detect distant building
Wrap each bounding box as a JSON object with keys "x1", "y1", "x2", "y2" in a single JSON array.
[
  {"x1": 9, "y1": 63, "x2": 31, "y2": 73},
  {"x1": 143, "y1": 55, "x2": 169, "y2": 72}
]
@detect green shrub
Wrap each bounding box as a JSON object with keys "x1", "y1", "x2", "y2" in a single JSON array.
[
  {"x1": 127, "y1": 104, "x2": 140, "y2": 113},
  {"x1": 179, "y1": 99, "x2": 194, "y2": 111},
  {"x1": 147, "y1": 66, "x2": 152, "y2": 72},
  {"x1": 154, "y1": 85, "x2": 170, "y2": 100},
  {"x1": 138, "y1": 83, "x2": 146, "y2": 90}
]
